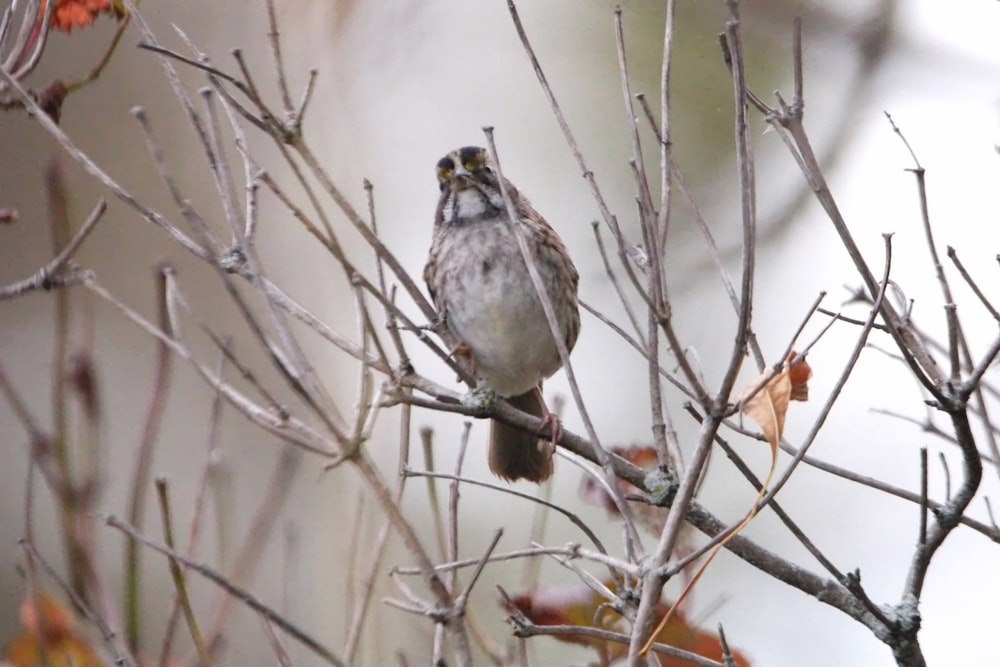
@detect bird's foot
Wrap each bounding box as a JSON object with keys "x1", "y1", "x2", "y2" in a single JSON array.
[{"x1": 538, "y1": 403, "x2": 562, "y2": 451}]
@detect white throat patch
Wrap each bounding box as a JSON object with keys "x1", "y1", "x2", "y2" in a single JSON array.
[{"x1": 444, "y1": 185, "x2": 505, "y2": 223}]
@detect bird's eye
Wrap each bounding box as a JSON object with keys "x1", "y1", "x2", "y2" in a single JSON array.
[
  {"x1": 437, "y1": 156, "x2": 455, "y2": 175},
  {"x1": 458, "y1": 146, "x2": 486, "y2": 170},
  {"x1": 464, "y1": 158, "x2": 493, "y2": 177},
  {"x1": 436, "y1": 157, "x2": 455, "y2": 187}
]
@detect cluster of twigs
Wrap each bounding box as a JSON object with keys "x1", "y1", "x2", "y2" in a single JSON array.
[{"x1": 1, "y1": 1, "x2": 998, "y2": 666}]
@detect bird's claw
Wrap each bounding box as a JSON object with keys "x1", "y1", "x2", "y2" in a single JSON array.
[{"x1": 537, "y1": 411, "x2": 562, "y2": 445}]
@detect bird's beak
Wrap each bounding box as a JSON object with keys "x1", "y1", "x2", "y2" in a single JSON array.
[{"x1": 449, "y1": 167, "x2": 474, "y2": 191}]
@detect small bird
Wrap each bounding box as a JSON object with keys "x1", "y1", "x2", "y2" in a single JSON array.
[{"x1": 424, "y1": 146, "x2": 580, "y2": 482}]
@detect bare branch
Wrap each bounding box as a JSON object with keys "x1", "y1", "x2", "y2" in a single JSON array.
[{"x1": 104, "y1": 514, "x2": 347, "y2": 667}]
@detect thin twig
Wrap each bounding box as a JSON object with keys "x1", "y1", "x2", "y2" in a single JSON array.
[
  {"x1": 20, "y1": 541, "x2": 137, "y2": 667},
  {"x1": 264, "y1": 0, "x2": 293, "y2": 112},
  {"x1": 919, "y1": 447, "x2": 928, "y2": 546},
  {"x1": 124, "y1": 266, "x2": 174, "y2": 652},
  {"x1": 0, "y1": 65, "x2": 210, "y2": 259},
  {"x1": 452, "y1": 529, "x2": 503, "y2": 615},
  {"x1": 0, "y1": 199, "x2": 105, "y2": 300},
  {"x1": 946, "y1": 246, "x2": 1000, "y2": 322},
  {"x1": 204, "y1": 448, "x2": 301, "y2": 657},
  {"x1": 591, "y1": 221, "x2": 646, "y2": 349},
  {"x1": 85, "y1": 277, "x2": 337, "y2": 455},
  {"x1": 155, "y1": 478, "x2": 212, "y2": 667},
  {"x1": 406, "y1": 468, "x2": 611, "y2": 560},
  {"x1": 393, "y1": 544, "x2": 637, "y2": 579},
  {"x1": 104, "y1": 513, "x2": 347, "y2": 667}
]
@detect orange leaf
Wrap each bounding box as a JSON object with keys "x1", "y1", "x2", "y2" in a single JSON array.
[
  {"x1": 3, "y1": 591, "x2": 103, "y2": 667},
  {"x1": 45, "y1": 0, "x2": 125, "y2": 33},
  {"x1": 787, "y1": 353, "x2": 812, "y2": 402}
]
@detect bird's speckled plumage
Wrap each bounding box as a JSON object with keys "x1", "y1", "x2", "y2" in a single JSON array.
[{"x1": 424, "y1": 146, "x2": 579, "y2": 482}]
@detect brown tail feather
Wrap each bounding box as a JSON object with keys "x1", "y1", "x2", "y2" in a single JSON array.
[{"x1": 489, "y1": 391, "x2": 553, "y2": 483}]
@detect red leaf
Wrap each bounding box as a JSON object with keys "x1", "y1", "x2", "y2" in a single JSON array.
[{"x1": 506, "y1": 580, "x2": 752, "y2": 666}]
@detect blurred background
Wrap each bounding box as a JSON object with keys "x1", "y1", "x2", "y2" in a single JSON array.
[{"x1": 1, "y1": 0, "x2": 999, "y2": 665}]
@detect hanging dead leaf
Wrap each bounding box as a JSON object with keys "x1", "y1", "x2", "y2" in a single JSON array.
[
  {"x1": 737, "y1": 353, "x2": 811, "y2": 453},
  {"x1": 641, "y1": 355, "x2": 811, "y2": 659}
]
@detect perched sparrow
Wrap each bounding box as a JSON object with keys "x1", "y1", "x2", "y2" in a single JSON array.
[{"x1": 424, "y1": 146, "x2": 580, "y2": 482}]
